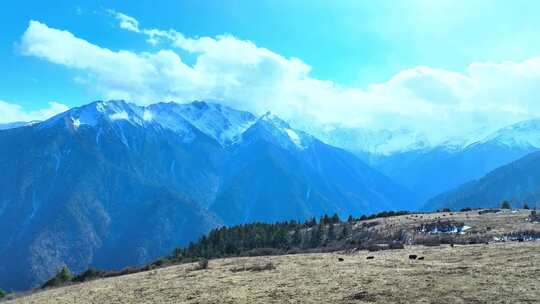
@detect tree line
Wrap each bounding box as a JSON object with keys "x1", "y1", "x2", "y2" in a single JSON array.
[
  {"x1": 36, "y1": 210, "x2": 413, "y2": 291},
  {"x1": 168, "y1": 210, "x2": 410, "y2": 262}
]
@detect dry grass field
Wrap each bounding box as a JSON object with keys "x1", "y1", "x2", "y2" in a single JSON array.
[
  {"x1": 6, "y1": 241, "x2": 539, "y2": 304},
  {"x1": 361, "y1": 209, "x2": 537, "y2": 236}
]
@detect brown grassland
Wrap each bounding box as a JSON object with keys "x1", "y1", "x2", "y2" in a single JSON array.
[{"x1": 5, "y1": 210, "x2": 540, "y2": 303}]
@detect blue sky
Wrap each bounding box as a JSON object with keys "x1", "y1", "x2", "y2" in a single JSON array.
[{"x1": 2, "y1": 1, "x2": 540, "y2": 139}]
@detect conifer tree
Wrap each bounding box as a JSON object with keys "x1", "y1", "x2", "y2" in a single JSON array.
[
  {"x1": 340, "y1": 224, "x2": 350, "y2": 240},
  {"x1": 328, "y1": 223, "x2": 336, "y2": 241},
  {"x1": 292, "y1": 227, "x2": 302, "y2": 246}
]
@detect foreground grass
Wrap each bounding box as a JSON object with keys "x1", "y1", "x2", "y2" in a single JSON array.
[{"x1": 6, "y1": 241, "x2": 539, "y2": 304}]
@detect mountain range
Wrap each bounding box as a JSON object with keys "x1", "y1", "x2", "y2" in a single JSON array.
[
  {"x1": 315, "y1": 120, "x2": 540, "y2": 204},
  {"x1": 2, "y1": 99, "x2": 540, "y2": 291},
  {"x1": 0, "y1": 100, "x2": 414, "y2": 290}
]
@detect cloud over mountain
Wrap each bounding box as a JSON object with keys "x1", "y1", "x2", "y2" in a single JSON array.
[
  {"x1": 18, "y1": 13, "x2": 540, "y2": 142},
  {"x1": 0, "y1": 100, "x2": 68, "y2": 123}
]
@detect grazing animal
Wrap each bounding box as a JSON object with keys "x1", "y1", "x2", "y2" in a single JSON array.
[
  {"x1": 366, "y1": 256, "x2": 374, "y2": 260},
  {"x1": 338, "y1": 258, "x2": 344, "y2": 262},
  {"x1": 418, "y1": 257, "x2": 425, "y2": 260},
  {"x1": 408, "y1": 254, "x2": 418, "y2": 260}
]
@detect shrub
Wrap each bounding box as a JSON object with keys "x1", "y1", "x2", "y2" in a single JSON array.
[
  {"x1": 501, "y1": 201, "x2": 511, "y2": 209},
  {"x1": 529, "y1": 210, "x2": 540, "y2": 223},
  {"x1": 0, "y1": 288, "x2": 6, "y2": 299},
  {"x1": 524, "y1": 203, "x2": 530, "y2": 210},
  {"x1": 72, "y1": 268, "x2": 106, "y2": 283},
  {"x1": 196, "y1": 259, "x2": 209, "y2": 270},
  {"x1": 460, "y1": 207, "x2": 472, "y2": 212},
  {"x1": 41, "y1": 266, "x2": 72, "y2": 289}
]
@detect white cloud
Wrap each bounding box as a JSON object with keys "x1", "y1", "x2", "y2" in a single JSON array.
[
  {"x1": 18, "y1": 16, "x2": 540, "y2": 143},
  {"x1": 107, "y1": 9, "x2": 140, "y2": 33},
  {"x1": 0, "y1": 100, "x2": 69, "y2": 123}
]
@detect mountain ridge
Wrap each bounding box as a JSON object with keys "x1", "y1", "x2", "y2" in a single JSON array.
[{"x1": 0, "y1": 99, "x2": 414, "y2": 291}]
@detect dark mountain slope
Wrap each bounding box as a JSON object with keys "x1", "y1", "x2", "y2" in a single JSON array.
[
  {"x1": 0, "y1": 102, "x2": 222, "y2": 290},
  {"x1": 211, "y1": 114, "x2": 416, "y2": 225},
  {"x1": 374, "y1": 142, "x2": 536, "y2": 203},
  {"x1": 424, "y1": 151, "x2": 540, "y2": 211}
]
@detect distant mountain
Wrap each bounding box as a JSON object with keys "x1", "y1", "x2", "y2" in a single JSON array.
[
  {"x1": 0, "y1": 100, "x2": 413, "y2": 291},
  {"x1": 425, "y1": 150, "x2": 540, "y2": 210},
  {"x1": 303, "y1": 125, "x2": 432, "y2": 158},
  {"x1": 306, "y1": 119, "x2": 540, "y2": 204},
  {"x1": 363, "y1": 120, "x2": 540, "y2": 203}
]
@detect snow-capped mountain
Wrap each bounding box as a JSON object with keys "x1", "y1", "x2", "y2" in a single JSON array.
[
  {"x1": 304, "y1": 125, "x2": 432, "y2": 156},
  {"x1": 0, "y1": 100, "x2": 415, "y2": 291},
  {"x1": 237, "y1": 112, "x2": 313, "y2": 150},
  {"x1": 371, "y1": 119, "x2": 540, "y2": 204},
  {"x1": 43, "y1": 100, "x2": 148, "y2": 128},
  {"x1": 40, "y1": 100, "x2": 257, "y2": 146},
  {"x1": 313, "y1": 118, "x2": 540, "y2": 158},
  {"x1": 475, "y1": 118, "x2": 540, "y2": 149},
  {"x1": 148, "y1": 101, "x2": 257, "y2": 146}
]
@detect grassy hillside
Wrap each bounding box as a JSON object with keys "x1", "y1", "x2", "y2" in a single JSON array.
[
  {"x1": 4, "y1": 242, "x2": 539, "y2": 303},
  {"x1": 2, "y1": 209, "x2": 539, "y2": 303}
]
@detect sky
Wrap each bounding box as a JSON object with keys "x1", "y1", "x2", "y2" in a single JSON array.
[{"x1": 2, "y1": 0, "x2": 540, "y2": 141}]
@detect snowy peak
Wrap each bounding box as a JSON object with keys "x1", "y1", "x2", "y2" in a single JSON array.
[
  {"x1": 148, "y1": 101, "x2": 257, "y2": 146},
  {"x1": 260, "y1": 111, "x2": 291, "y2": 129},
  {"x1": 308, "y1": 117, "x2": 540, "y2": 157},
  {"x1": 310, "y1": 125, "x2": 432, "y2": 156},
  {"x1": 35, "y1": 100, "x2": 256, "y2": 146},
  {"x1": 146, "y1": 102, "x2": 199, "y2": 137},
  {"x1": 41, "y1": 100, "x2": 149, "y2": 130},
  {"x1": 240, "y1": 111, "x2": 311, "y2": 150},
  {"x1": 478, "y1": 118, "x2": 540, "y2": 149},
  {"x1": 176, "y1": 101, "x2": 257, "y2": 145}
]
